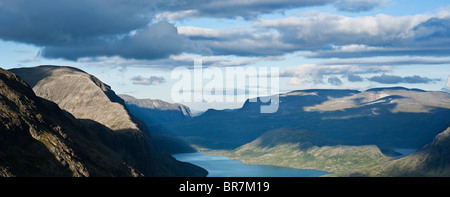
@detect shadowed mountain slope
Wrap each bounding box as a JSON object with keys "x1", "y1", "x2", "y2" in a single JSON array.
[
  {"x1": 9, "y1": 65, "x2": 207, "y2": 177},
  {"x1": 119, "y1": 94, "x2": 196, "y2": 154},
  {"x1": 381, "y1": 126, "x2": 450, "y2": 177},
  {"x1": 0, "y1": 67, "x2": 138, "y2": 176}
]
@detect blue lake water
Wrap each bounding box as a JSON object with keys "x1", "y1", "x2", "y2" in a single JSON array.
[
  {"x1": 393, "y1": 148, "x2": 418, "y2": 158},
  {"x1": 173, "y1": 152, "x2": 331, "y2": 177}
]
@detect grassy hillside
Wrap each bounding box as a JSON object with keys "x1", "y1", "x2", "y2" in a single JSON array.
[{"x1": 213, "y1": 128, "x2": 391, "y2": 176}]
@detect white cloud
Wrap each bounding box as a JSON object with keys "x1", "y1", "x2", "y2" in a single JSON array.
[
  {"x1": 281, "y1": 64, "x2": 391, "y2": 85},
  {"x1": 259, "y1": 12, "x2": 431, "y2": 46},
  {"x1": 444, "y1": 76, "x2": 450, "y2": 92},
  {"x1": 318, "y1": 56, "x2": 450, "y2": 66}
]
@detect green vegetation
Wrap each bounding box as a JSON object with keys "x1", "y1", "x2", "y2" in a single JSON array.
[{"x1": 210, "y1": 128, "x2": 392, "y2": 176}]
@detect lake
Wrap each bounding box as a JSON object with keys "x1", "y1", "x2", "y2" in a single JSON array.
[
  {"x1": 393, "y1": 148, "x2": 418, "y2": 158},
  {"x1": 173, "y1": 152, "x2": 331, "y2": 177}
]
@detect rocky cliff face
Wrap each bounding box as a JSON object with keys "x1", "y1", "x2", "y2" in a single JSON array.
[
  {"x1": 0, "y1": 67, "x2": 137, "y2": 176},
  {"x1": 11, "y1": 66, "x2": 139, "y2": 131},
  {"x1": 119, "y1": 94, "x2": 192, "y2": 124},
  {"x1": 8, "y1": 66, "x2": 207, "y2": 177},
  {"x1": 117, "y1": 94, "x2": 196, "y2": 154}
]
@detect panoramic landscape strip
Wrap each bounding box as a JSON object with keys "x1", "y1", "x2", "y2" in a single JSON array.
[{"x1": 1, "y1": 1, "x2": 450, "y2": 194}]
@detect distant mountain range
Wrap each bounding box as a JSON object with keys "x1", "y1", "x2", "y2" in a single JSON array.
[
  {"x1": 2, "y1": 66, "x2": 207, "y2": 177},
  {"x1": 164, "y1": 88, "x2": 450, "y2": 151},
  {"x1": 184, "y1": 87, "x2": 450, "y2": 176}
]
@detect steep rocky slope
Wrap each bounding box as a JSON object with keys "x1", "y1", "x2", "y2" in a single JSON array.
[
  {"x1": 119, "y1": 94, "x2": 192, "y2": 124},
  {"x1": 381, "y1": 126, "x2": 450, "y2": 176},
  {"x1": 9, "y1": 65, "x2": 207, "y2": 177},
  {"x1": 0, "y1": 68, "x2": 136, "y2": 176},
  {"x1": 11, "y1": 66, "x2": 139, "y2": 131},
  {"x1": 118, "y1": 94, "x2": 195, "y2": 154}
]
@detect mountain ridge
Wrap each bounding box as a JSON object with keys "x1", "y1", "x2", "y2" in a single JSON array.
[
  {"x1": 163, "y1": 87, "x2": 450, "y2": 150},
  {"x1": 8, "y1": 65, "x2": 207, "y2": 177},
  {"x1": 0, "y1": 67, "x2": 139, "y2": 176}
]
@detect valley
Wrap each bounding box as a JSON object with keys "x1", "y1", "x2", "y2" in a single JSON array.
[{"x1": 1, "y1": 65, "x2": 449, "y2": 177}]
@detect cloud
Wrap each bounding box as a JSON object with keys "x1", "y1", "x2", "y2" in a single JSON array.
[
  {"x1": 368, "y1": 74, "x2": 440, "y2": 84},
  {"x1": 41, "y1": 21, "x2": 205, "y2": 61},
  {"x1": 178, "y1": 26, "x2": 295, "y2": 57},
  {"x1": 159, "y1": 0, "x2": 335, "y2": 20},
  {"x1": 17, "y1": 56, "x2": 41, "y2": 63},
  {"x1": 319, "y1": 56, "x2": 450, "y2": 66},
  {"x1": 281, "y1": 64, "x2": 391, "y2": 85},
  {"x1": 334, "y1": 0, "x2": 388, "y2": 12},
  {"x1": 256, "y1": 12, "x2": 450, "y2": 58},
  {"x1": 443, "y1": 76, "x2": 450, "y2": 92},
  {"x1": 179, "y1": 11, "x2": 450, "y2": 59},
  {"x1": 447, "y1": 77, "x2": 450, "y2": 88},
  {"x1": 0, "y1": 0, "x2": 395, "y2": 62},
  {"x1": 0, "y1": 0, "x2": 154, "y2": 45},
  {"x1": 328, "y1": 77, "x2": 343, "y2": 86},
  {"x1": 347, "y1": 74, "x2": 364, "y2": 82},
  {"x1": 260, "y1": 13, "x2": 429, "y2": 47},
  {"x1": 0, "y1": 0, "x2": 448, "y2": 61},
  {"x1": 0, "y1": 1, "x2": 206, "y2": 61},
  {"x1": 78, "y1": 54, "x2": 283, "y2": 70},
  {"x1": 131, "y1": 75, "x2": 166, "y2": 85},
  {"x1": 157, "y1": 0, "x2": 387, "y2": 20}
]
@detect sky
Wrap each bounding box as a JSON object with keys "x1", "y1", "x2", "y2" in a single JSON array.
[{"x1": 0, "y1": 0, "x2": 449, "y2": 111}]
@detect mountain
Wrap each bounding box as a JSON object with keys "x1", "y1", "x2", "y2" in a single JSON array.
[
  {"x1": 9, "y1": 65, "x2": 207, "y2": 177},
  {"x1": 381, "y1": 126, "x2": 450, "y2": 176},
  {"x1": 119, "y1": 94, "x2": 196, "y2": 153},
  {"x1": 0, "y1": 67, "x2": 137, "y2": 176},
  {"x1": 10, "y1": 66, "x2": 140, "y2": 132},
  {"x1": 162, "y1": 88, "x2": 450, "y2": 150},
  {"x1": 215, "y1": 128, "x2": 390, "y2": 175},
  {"x1": 119, "y1": 94, "x2": 192, "y2": 124}
]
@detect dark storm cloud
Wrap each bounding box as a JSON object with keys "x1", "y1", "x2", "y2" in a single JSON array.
[
  {"x1": 2, "y1": 0, "x2": 449, "y2": 61},
  {"x1": 368, "y1": 74, "x2": 440, "y2": 84},
  {"x1": 0, "y1": 0, "x2": 392, "y2": 61},
  {"x1": 0, "y1": 0, "x2": 212, "y2": 61},
  {"x1": 41, "y1": 21, "x2": 205, "y2": 61},
  {"x1": 0, "y1": 0, "x2": 154, "y2": 45},
  {"x1": 0, "y1": 0, "x2": 196, "y2": 60}
]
